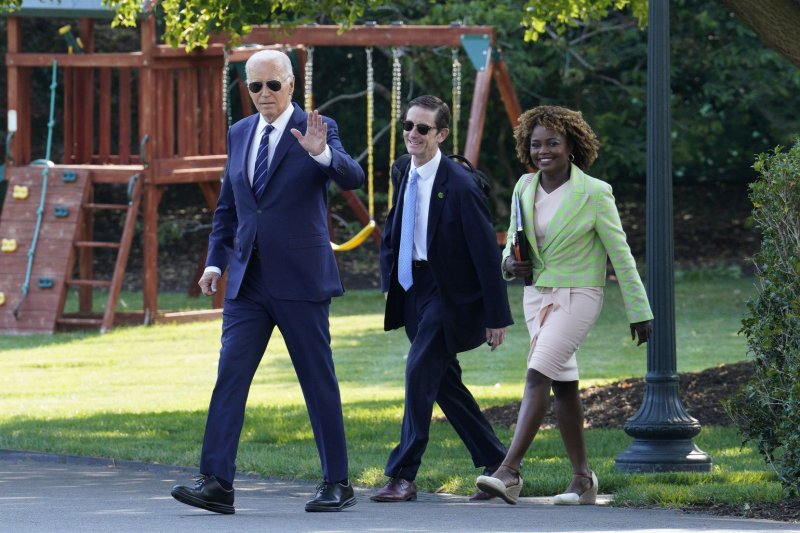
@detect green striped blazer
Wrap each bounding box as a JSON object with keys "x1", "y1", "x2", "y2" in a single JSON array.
[{"x1": 501, "y1": 164, "x2": 653, "y2": 324}]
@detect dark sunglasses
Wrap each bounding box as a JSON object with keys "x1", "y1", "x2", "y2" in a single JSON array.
[
  {"x1": 247, "y1": 79, "x2": 284, "y2": 93},
  {"x1": 402, "y1": 120, "x2": 437, "y2": 135}
]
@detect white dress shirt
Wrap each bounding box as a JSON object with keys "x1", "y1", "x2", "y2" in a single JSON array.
[
  {"x1": 246, "y1": 104, "x2": 332, "y2": 185},
  {"x1": 408, "y1": 149, "x2": 442, "y2": 261}
]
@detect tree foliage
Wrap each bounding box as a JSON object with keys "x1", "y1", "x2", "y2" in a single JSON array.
[
  {"x1": 519, "y1": 0, "x2": 647, "y2": 41},
  {"x1": 726, "y1": 139, "x2": 800, "y2": 496},
  {"x1": 416, "y1": 0, "x2": 800, "y2": 187},
  {"x1": 0, "y1": 0, "x2": 378, "y2": 49},
  {"x1": 117, "y1": 0, "x2": 379, "y2": 49},
  {"x1": 0, "y1": 0, "x2": 648, "y2": 50}
]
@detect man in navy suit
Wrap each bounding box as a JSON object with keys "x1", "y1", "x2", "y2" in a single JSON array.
[
  {"x1": 171, "y1": 50, "x2": 364, "y2": 514},
  {"x1": 371, "y1": 95, "x2": 513, "y2": 502}
]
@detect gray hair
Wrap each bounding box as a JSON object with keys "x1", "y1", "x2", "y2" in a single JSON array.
[{"x1": 245, "y1": 50, "x2": 294, "y2": 80}]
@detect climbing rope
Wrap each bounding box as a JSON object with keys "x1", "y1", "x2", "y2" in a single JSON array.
[{"x1": 14, "y1": 60, "x2": 58, "y2": 319}]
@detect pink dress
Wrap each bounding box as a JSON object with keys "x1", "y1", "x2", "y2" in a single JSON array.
[{"x1": 522, "y1": 182, "x2": 604, "y2": 381}]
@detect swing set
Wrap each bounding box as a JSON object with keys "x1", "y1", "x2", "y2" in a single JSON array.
[
  {"x1": 229, "y1": 24, "x2": 524, "y2": 252},
  {"x1": 1, "y1": 4, "x2": 522, "y2": 334}
]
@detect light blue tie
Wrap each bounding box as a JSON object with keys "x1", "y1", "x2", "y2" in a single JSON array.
[
  {"x1": 397, "y1": 169, "x2": 419, "y2": 291},
  {"x1": 252, "y1": 124, "x2": 274, "y2": 201}
]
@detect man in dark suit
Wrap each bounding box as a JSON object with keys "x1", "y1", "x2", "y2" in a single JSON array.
[
  {"x1": 371, "y1": 95, "x2": 513, "y2": 502},
  {"x1": 171, "y1": 50, "x2": 364, "y2": 514}
]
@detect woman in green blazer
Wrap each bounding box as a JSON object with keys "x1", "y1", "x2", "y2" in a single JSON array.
[{"x1": 476, "y1": 106, "x2": 653, "y2": 505}]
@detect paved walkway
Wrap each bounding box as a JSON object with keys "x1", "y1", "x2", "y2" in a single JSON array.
[{"x1": 1, "y1": 450, "x2": 798, "y2": 533}]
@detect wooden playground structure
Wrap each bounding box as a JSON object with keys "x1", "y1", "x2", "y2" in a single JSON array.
[{"x1": 0, "y1": 6, "x2": 523, "y2": 334}]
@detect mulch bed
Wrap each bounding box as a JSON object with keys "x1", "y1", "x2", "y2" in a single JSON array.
[
  {"x1": 479, "y1": 360, "x2": 754, "y2": 429},
  {"x1": 685, "y1": 500, "x2": 800, "y2": 522}
]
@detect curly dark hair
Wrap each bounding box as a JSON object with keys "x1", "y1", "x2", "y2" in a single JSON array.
[{"x1": 513, "y1": 106, "x2": 599, "y2": 171}]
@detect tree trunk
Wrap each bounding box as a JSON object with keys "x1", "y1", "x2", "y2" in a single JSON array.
[{"x1": 719, "y1": 0, "x2": 800, "y2": 69}]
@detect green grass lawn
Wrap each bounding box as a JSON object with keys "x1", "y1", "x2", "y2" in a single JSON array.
[{"x1": 1, "y1": 274, "x2": 783, "y2": 507}]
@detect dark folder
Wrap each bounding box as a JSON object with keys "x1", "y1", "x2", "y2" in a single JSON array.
[{"x1": 512, "y1": 193, "x2": 533, "y2": 286}]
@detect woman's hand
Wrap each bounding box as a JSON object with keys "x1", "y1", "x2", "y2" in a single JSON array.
[
  {"x1": 503, "y1": 256, "x2": 533, "y2": 279},
  {"x1": 630, "y1": 320, "x2": 653, "y2": 346}
]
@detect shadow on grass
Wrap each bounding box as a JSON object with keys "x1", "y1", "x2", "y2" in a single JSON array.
[{"x1": 0, "y1": 330, "x2": 101, "y2": 352}]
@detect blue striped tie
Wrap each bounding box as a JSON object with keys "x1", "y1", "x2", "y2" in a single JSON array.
[
  {"x1": 252, "y1": 124, "x2": 275, "y2": 200},
  {"x1": 397, "y1": 169, "x2": 419, "y2": 291}
]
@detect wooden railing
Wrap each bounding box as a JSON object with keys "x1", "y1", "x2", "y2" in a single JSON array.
[{"x1": 5, "y1": 53, "x2": 228, "y2": 168}]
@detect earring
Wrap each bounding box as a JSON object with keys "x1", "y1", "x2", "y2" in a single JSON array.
[{"x1": 569, "y1": 153, "x2": 575, "y2": 162}]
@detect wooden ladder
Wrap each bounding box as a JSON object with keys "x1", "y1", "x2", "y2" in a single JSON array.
[{"x1": 57, "y1": 173, "x2": 143, "y2": 332}]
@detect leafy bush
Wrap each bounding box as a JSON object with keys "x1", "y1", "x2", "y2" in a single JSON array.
[{"x1": 726, "y1": 139, "x2": 800, "y2": 496}]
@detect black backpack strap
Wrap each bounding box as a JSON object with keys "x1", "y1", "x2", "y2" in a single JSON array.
[
  {"x1": 447, "y1": 153, "x2": 475, "y2": 172},
  {"x1": 447, "y1": 153, "x2": 491, "y2": 203}
]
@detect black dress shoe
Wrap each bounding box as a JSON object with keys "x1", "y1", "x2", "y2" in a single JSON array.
[
  {"x1": 305, "y1": 480, "x2": 357, "y2": 512},
  {"x1": 171, "y1": 475, "x2": 235, "y2": 514}
]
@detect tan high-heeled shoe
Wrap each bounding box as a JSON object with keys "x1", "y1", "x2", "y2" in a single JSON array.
[
  {"x1": 475, "y1": 464, "x2": 523, "y2": 505},
  {"x1": 552, "y1": 471, "x2": 598, "y2": 505}
]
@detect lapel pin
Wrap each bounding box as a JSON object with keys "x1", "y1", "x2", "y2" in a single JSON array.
[{"x1": 437, "y1": 192, "x2": 444, "y2": 199}]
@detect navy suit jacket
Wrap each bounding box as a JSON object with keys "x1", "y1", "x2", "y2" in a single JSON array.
[
  {"x1": 207, "y1": 103, "x2": 365, "y2": 301},
  {"x1": 380, "y1": 154, "x2": 513, "y2": 353}
]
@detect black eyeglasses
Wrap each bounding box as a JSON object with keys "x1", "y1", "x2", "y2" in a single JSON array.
[
  {"x1": 247, "y1": 79, "x2": 285, "y2": 93},
  {"x1": 402, "y1": 120, "x2": 437, "y2": 135}
]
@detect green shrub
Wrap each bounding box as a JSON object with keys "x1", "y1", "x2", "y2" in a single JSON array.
[{"x1": 726, "y1": 139, "x2": 800, "y2": 496}]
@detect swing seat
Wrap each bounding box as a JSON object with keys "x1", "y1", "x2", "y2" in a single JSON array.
[{"x1": 330, "y1": 220, "x2": 376, "y2": 252}]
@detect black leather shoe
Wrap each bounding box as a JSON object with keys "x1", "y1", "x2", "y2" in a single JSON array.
[
  {"x1": 305, "y1": 480, "x2": 357, "y2": 512},
  {"x1": 171, "y1": 475, "x2": 235, "y2": 514}
]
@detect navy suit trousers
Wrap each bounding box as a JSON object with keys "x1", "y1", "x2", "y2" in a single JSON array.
[
  {"x1": 199, "y1": 252, "x2": 349, "y2": 484},
  {"x1": 384, "y1": 263, "x2": 506, "y2": 481}
]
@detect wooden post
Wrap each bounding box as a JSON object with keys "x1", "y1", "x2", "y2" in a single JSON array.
[
  {"x1": 492, "y1": 58, "x2": 523, "y2": 129},
  {"x1": 6, "y1": 18, "x2": 28, "y2": 165},
  {"x1": 142, "y1": 184, "x2": 162, "y2": 324},
  {"x1": 463, "y1": 56, "x2": 493, "y2": 167},
  {"x1": 77, "y1": 19, "x2": 95, "y2": 163},
  {"x1": 76, "y1": 21, "x2": 96, "y2": 312},
  {"x1": 139, "y1": 15, "x2": 160, "y2": 322}
]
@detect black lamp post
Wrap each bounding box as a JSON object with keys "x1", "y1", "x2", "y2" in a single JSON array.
[{"x1": 615, "y1": 0, "x2": 712, "y2": 473}]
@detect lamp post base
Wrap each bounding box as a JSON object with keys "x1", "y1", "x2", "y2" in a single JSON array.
[{"x1": 615, "y1": 438, "x2": 712, "y2": 473}]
